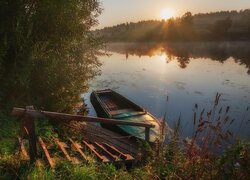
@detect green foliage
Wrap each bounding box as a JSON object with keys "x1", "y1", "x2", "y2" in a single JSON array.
[
  {"x1": 35, "y1": 118, "x2": 58, "y2": 141},
  {"x1": 27, "y1": 167, "x2": 54, "y2": 180},
  {"x1": 216, "y1": 141, "x2": 250, "y2": 179},
  {"x1": 0, "y1": 0, "x2": 103, "y2": 113},
  {"x1": 54, "y1": 161, "x2": 132, "y2": 180},
  {"x1": 0, "y1": 113, "x2": 19, "y2": 155},
  {"x1": 0, "y1": 1, "x2": 104, "y2": 178},
  {"x1": 0, "y1": 139, "x2": 16, "y2": 155},
  {"x1": 0, "y1": 154, "x2": 21, "y2": 180}
]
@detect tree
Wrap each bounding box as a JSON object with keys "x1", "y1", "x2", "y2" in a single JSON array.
[
  {"x1": 0, "y1": 0, "x2": 101, "y2": 65},
  {"x1": 211, "y1": 17, "x2": 232, "y2": 39},
  {"x1": 165, "y1": 19, "x2": 179, "y2": 41},
  {"x1": 179, "y1": 12, "x2": 195, "y2": 40},
  {"x1": 0, "y1": 0, "x2": 103, "y2": 112}
]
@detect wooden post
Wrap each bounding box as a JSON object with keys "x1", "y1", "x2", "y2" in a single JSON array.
[
  {"x1": 20, "y1": 106, "x2": 37, "y2": 163},
  {"x1": 145, "y1": 127, "x2": 150, "y2": 142}
]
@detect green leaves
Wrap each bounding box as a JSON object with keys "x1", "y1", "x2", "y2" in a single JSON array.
[{"x1": 0, "y1": 0, "x2": 103, "y2": 112}]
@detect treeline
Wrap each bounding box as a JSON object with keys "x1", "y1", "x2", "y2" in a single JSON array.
[
  {"x1": 94, "y1": 9, "x2": 250, "y2": 42},
  {"x1": 106, "y1": 42, "x2": 250, "y2": 73}
]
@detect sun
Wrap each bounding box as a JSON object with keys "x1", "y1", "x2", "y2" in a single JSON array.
[{"x1": 161, "y1": 8, "x2": 175, "y2": 20}]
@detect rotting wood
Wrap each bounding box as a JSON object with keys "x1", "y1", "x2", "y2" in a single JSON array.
[
  {"x1": 63, "y1": 122, "x2": 139, "y2": 156},
  {"x1": 15, "y1": 106, "x2": 144, "y2": 166},
  {"x1": 20, "y1": 106, "x2": 37, "y2": 162},
  {"x1": 54, "y1": 138, "x2": 72, "y2": 162},
  {"x1": 17, "y1": 136, "x2": 29, "y2": 160},
  {"x1": 69, "y1": 138, "x2": 89, "y2": 162},
  {"x1": 145, "y1": 127, "x2": 150, "y2": 142},
  {"x1": 38, "y1": 137, "x2": 55, "y2": 168},
  {"x1": 82, "y1": 140, "x2": 110, "y2": 162},
  {"x1": 94, "y1": 142, "x2": 119, "y2": 161},
  {"x1": 12, "y1": 108, "x2": 155, "y2": 128},
  {"x1": 102, "y1": 143, "x2": 134, "y2": 161},
  {"x1": 13, "y1": 107, "x2": 155, "y2": 142},
  {"x1": 62, "y1": 121, "x2": 141, "y2": 163},
  {"x1": 86, "y1": 133, "x2": 136, "y2": 157}
]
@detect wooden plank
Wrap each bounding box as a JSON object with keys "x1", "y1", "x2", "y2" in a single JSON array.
[
  {"x1": 94, "y1": 142, "x2": 119, "y2": 161},
  {"x1": 38, "y1": 137, "x2": 55, "y2": 168},
  {"x1": 83, "y1": 134, "x2": 137, "y2": 159},
  {"x1": 68, "y1": 138, "x2": 88, "y2": 162},
  {"x1": 102, "y1": 143, "x2": 134, "y2": 161},
  {"x1": 82, "y1": 140, "x2": 109, "y2": 162},
  {"x1": 62, "y1": 122, "x2": 140, "y2": 158},
  {"x1": 21, "y1": 109, "x2": 37, "y2": 162},
  {"x1": 65, "y1": 121, "x2": 140, "y2": 154},
  {"x1": 12, "y1": 108, "x2": 155, "y2": 128},
  {"x1": 59, "y1": 141, "x2": 69, "y2": 148},
  {"x1": 54, "y1": 139, "x2": 72, "y2": 162},
  {"x1": 145, "y1": 127, "x2": 150, "y2": 142},
  {"x1": 17, "y1": 136, "x2": 29, "y2": 160}
]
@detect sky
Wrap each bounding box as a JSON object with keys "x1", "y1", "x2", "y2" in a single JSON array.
[{"x1": 95, "y1": 0, "x2": 250, "y2": 29}]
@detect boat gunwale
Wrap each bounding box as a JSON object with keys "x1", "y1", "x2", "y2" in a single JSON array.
[
  {"x1": 90, "y1": 89, "x2": 165, "y2": 142},
  {"x1": 93, "y1": 89, "x2": 145, "y2": 118}
]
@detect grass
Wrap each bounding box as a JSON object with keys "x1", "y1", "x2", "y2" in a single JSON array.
[
  {"x1": 0, "y1": 113, "x2": 19, "y2": 155},
  {"x1": 0, "y1": 94, "x2": 249, "y2": 179},
  {"x1": 35, "y1": 118, "x2": 58, "y2": 141}
]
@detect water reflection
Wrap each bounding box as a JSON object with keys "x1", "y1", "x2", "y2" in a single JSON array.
[
  {"x1": 107, "y1": 42, "x2": 250, "y2": 73},
  {"x1": 85, "y1": 42, "x2": 250, "y2": 139}
]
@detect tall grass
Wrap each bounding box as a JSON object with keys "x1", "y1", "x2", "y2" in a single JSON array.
[
  {"x1": 0, "y1": 94, "x2": 249, "y2": 179},
  {"x1": 145, "y1": 93, "x2": 250, "y2": 179}
]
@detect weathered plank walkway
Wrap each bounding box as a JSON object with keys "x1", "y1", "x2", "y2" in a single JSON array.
[
  {"x1": 18, "y1": 135, "x2": 136, "y2": 168},
  {"x1": 13, "y1": 107, "x2": 151, "y2": 168}
]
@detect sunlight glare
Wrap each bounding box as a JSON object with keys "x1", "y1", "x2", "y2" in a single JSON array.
[
  {"x1": 161, "y1": 8, "x2": 175, "y2": 20},
  {"x1": 158, "y1": 54, "x2": 167, "y2": 62}
]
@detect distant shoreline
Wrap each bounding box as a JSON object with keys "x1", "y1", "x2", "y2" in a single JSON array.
[{"x1": 94, "y1": 9, "x2": 250, "y2": 42}]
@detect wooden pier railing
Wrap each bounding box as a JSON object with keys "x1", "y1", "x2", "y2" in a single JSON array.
[
  {"x1": 12, "y1": 107, "x2": 155, "y2": 142},
  {"x1": 13, "y1": 107, "x2": 155, "y2": 163}
]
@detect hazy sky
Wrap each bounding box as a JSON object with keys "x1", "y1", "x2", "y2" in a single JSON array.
[{"x1": 96, "y1": 0, "x2": 250, "y2": 29}]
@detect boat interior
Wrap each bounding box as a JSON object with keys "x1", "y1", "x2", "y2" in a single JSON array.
[{"x1": 96, "y1": 90, "x2": 143, "y2": 116}]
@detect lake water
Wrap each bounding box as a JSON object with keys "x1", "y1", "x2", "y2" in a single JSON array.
[{"x1": 83, "y1": 42, "x2": 250, "y2": 139}]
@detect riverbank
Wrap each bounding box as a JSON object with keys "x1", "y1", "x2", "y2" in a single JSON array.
[{"x1": 1, "y1": 104, "x2": 249, "y2": 179}]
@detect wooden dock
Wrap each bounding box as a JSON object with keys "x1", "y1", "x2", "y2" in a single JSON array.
[{"x1": 12, "y1": 107, "x2": 154, "y2": 168}]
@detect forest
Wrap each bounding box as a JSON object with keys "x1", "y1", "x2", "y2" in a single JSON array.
[{"x1": 94, "y1": 9, "x2": 250, "y2": 42}]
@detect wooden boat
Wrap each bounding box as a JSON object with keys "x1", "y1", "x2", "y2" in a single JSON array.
[{"x1": 90, "y1": 89, "x2": 163, "y2": 142}]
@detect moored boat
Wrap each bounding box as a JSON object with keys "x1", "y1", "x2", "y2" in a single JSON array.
[{"x1": 90, "y1": 89, "x2": 164, "y2": 142}]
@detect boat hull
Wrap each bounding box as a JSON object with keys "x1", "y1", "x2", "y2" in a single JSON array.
[
  {"x1": 90, "y1": 91, "x2": 129, "y2": 135},
  {"x1": 90, "y1": 89, "x2": 162, "y2": 142}
]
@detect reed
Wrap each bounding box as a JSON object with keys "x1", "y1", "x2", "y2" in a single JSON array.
[{"x1": 145, "y1": 93, "x2": 250, "y2": 179}]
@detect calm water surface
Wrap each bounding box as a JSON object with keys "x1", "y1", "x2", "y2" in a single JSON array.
[{"x1": 83, "y1": 42, "x2": 250, "y2": 139}]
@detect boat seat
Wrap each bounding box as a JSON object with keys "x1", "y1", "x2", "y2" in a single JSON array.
[
  {"x1": 104, "y1": 100, "x2": 120, "y2": 111},
  {"x1": 109, "y1": 108, "x2": 134, "y2": 115}
]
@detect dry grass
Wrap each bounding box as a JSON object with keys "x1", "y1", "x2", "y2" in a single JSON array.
[{"x1": 145, "y1": 93, "x2": 250, "y2": 179}]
